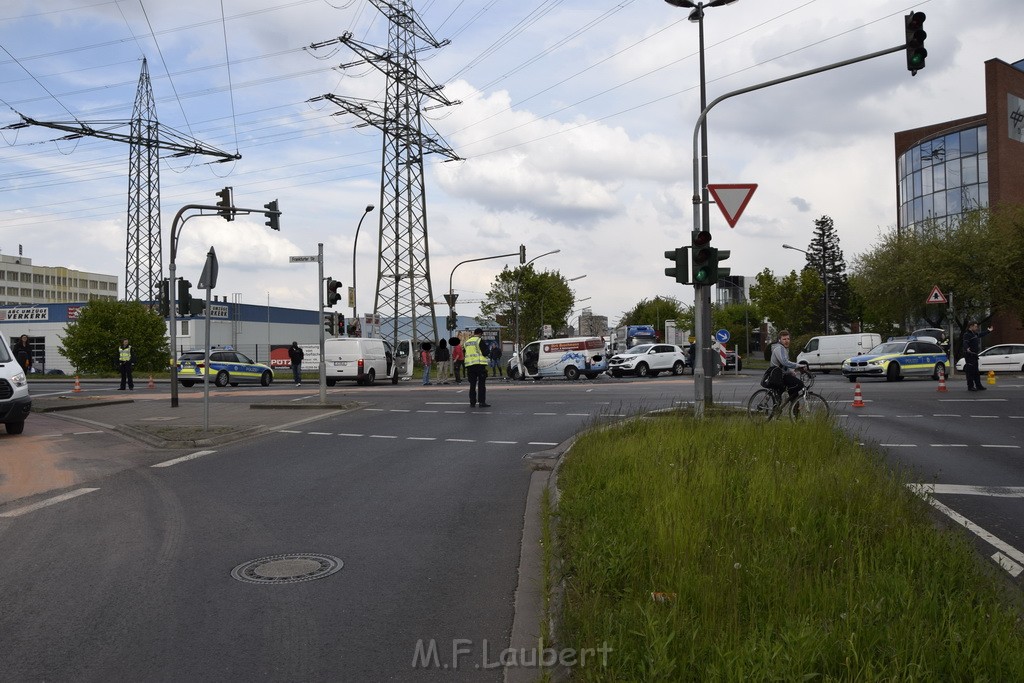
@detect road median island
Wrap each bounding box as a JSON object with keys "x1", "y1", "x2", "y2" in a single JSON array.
[{"x1": 544, "y1": 411, "x2": 1024, "y2": 680}]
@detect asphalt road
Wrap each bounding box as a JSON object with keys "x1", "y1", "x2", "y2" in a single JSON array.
[{"x1": 2, "y1": 371, "x2": 1022, "y2": 681}]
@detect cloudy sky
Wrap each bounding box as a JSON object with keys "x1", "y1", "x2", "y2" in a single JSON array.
[{"x1": 0, "y1": 0, "x2": 1017, "y2": 327}]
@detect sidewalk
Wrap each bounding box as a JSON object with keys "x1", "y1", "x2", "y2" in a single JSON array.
[{"x1": 31, "y1": 388, "x2": 360, "y2": 448}]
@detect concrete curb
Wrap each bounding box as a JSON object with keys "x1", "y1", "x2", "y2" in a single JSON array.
[{"x1": 32, "y1": 398, "x2": 136, "y2": 413}]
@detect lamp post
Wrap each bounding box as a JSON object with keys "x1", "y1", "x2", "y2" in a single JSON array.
[
  {"x1": 538, "y1": 274, "x2": 586, "y2": 338},
  {"x1": 665, "y1": 0, "x2": 740, "y2": 412},
  {"x1": 783, "y1": 243, "x2": 829, "y2": 334},
  {"x1": 351, "y1": 204, "x2": 375, "y2": 336}
]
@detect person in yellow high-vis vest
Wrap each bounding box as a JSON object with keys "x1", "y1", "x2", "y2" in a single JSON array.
[
  {"x1": 463, "y1": 327, "x2": 490, "y2": 408},
  {"x1": 118, "y1": 338, "x2": 135, "y2": 390}
]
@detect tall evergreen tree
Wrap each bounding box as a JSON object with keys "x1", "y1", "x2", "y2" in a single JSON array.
[{"x1": 803, "y1": 215, "x2": 849, "y2": 334}]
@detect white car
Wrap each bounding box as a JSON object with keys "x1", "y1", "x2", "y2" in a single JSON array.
[
  {"x1": 608, "y1": 344, "x2": 687, "y2": 378},
  {"x1": 955, "y1": 344, "x2": 1024, "y2": 373}
]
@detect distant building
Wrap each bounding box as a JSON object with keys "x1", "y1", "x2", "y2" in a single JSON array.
[
  {"x1": 894, "y1": 57, "x2": 1024, "y2": 343},
  {"x1": 0, "y1": 253, "x2": 118, "y2": 305},
  {"x1": 576, "y1": 308, "x2": 608, "y2": 338}
]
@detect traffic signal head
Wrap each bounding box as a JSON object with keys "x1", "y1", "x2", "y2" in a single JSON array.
[
  {"x1": 904, "y1": 12, "x2": 926, "y2": 75},
  {"x1": 447, "y1": 312, "x2": 458, "y2": 331},
  {"x1": 519, "y1": 244, "x2": 526, "y2": 264},
  {"x1": 326, "y1": 278, "x2": 342, "y2": 307},
  {"x1": 664, "y1": 247, "x2": 690, "y2": 285},
  {"x1": 323, "y1": 312, "x2": 336, "y2": 336},
  {"x1": 714, "y1": 249, "x2": 732, "y2": 280},
  {"x1": 157, "y1": 278, "x2": 170, "y2": 317},
  {"x1": 691, "y1": 230, "x2": 714, "y2": 285},
  {"x1": 215, "y1": 187, "x2": 233, "y2": 221},
  {"x1": 264, "y1": 199, "x2": 280, "y2": 231},
  {"x1": 177, "y1": 279, "x2": 192, "y2": 316},
  {"x1": 189, "y1": 298, "x2": 206, "y2": 316}
]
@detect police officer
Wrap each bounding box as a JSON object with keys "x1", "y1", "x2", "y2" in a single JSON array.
[
  {"x1": 962, "y1": 321, "x2": 993, "y2": 391},
  {"x1": 464, "y1": 327, "x2": 490, "y2": 408},
  {"x1": 117, "y1": 338, "x2": 135, "y2": 390}
]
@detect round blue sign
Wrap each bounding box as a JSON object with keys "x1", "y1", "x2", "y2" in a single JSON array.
[{"x1": 715, "y1": 329, "x2": 730, "y2": 343}]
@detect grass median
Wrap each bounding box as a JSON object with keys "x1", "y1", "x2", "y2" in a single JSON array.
[{"x1": 552, "y1": 412, "x2": 1024, "y2": 681}]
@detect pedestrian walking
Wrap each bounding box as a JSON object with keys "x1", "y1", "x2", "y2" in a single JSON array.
[
  {"x1": 288, "y1": 341, "x2": 305, "y2": 386},
  {"x1": 435, "y1": 338, "x2": 451, "y2": 384},
  {"x1": 117, "y1": 338, "x2": 135, "y2": 390},
  {"x1": 450, "y1": 337, "x2": 464, "y2": 384},
  {"x1": 420, "y1": 341, "x2": 433, "y2": 385},
  {"x1": 464, "y1": 327, "x2": 490, "y2": 407},
  {"x1": 488, "y1": 341, "x2": 503, "y2": 378},
  {"x1": 962, "y1": 321, "x2": 993, "y2": 391},
  {"x1": 12, "y1": 334, "x2": 33, "y2": 374}
]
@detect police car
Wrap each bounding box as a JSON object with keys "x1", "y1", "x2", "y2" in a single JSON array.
[
  {"x1": 177, "y1": 348, "x2": 275, "y2": 387},
  {"x1": 841, "y1": 338, "x2": 948, "y2": 382}
]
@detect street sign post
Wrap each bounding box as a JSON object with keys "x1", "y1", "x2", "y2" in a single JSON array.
[
  {"x1": 289, "y1": 255, "x2": 318, "y2": 263},
  {"x1": 926, "y1": 285, "x2": 948, "y2": 304}
]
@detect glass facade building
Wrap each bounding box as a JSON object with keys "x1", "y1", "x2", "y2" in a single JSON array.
[{"x1": 897, "y1": 124, "x2": 989, "y2": 232}]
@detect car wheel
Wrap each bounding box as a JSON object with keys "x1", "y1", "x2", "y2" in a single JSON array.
[
  {"x1": 180, "y1": 380, "x2": 195, "y2": 387},
  {"x1": 672, "y1": 361, "x2": 684, "y2": 376},
  {"x1": 260, "y1": 371, "x2": 272, "y2": 387},
  {"x1": 736, "y1": 359, "x2": 743, "y2": 371},
  {"x1": 885, "y1": 363, "x2": 901, "y2": 382},
  {"x1": 564, "y1": 365, "x2": 580, "y2": 380},
  {"x1": 365, "y1": 369, "x2": 376, "y2": 386},
  {"x1": 636, "y1": 362, "x2": 649, "y2": 377},
  {"x1": 326, "y1": 378, "x2": 337, "y2": 387},
  {"x1": 5, "y1": 421, "x2": 25, "y2": 435},
  {"x1": 215, "y1": 370, "x2": 230, "y2": 387}
]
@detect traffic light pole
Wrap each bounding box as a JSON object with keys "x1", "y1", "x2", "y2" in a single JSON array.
[
  {"x1": 318, "y1": 242, "x2": 326, "y2": 405},
  {"x1": 688, "y1": 42, "x2": 906, "y2": 416}
]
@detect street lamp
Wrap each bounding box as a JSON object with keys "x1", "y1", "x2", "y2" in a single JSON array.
[
  {"x1": 665, "y1": 0, "x2": 740, "y2": 411},
  {"x1": 351, "y1": 204, "x2": 375, "y2": 335},
  {"x1": 783, "y1": 243, "x2": 829, "y2": 334},
  {"x1": 538, "y1": 274, "x2": 586, "y2": 338}
]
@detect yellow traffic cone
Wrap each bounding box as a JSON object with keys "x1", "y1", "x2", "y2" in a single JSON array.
[{"x1": 987, "y1": 370, "x2": 996, "y2": 385}]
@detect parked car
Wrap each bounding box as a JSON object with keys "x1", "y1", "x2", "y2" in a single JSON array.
[
  {"x1": 796, "y1": 333, "x2": 881, "y2": 372},
  {"x1": 0, "y1": 333, "x2": 31, "y2": 434},
  {"x1": 177, "y1": 349, "x2": 274, "y2": 387},
  {"x1": 324, "y1": 337, "x2": 410, "y2": 386},
  {"x1": 955, "y1": 344, "x2": 1024, "y2": 372},
  {"x1": 841, "y1": 339, "x2": 948, "y2": 382},
  {"x1": 608, "y1": 344, "x2": 687, "y2": 378}
]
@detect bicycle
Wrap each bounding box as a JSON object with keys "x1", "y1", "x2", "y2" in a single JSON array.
[{"x1": 746, "y1": 367, "x2": 830, "y2": 422}]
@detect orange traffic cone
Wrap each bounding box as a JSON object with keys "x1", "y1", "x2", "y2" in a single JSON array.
[
  {"x1": 73, "y1": 375, "x2": 82, "y2": 393},
  {"x1": 148, "y1": 375, "x2": 156, "y2": 390},
  {"x1": 937, "y1": 368, "x2": 948, "y2": 392},
  {"x1": 852, "y1": 382, "x2": 865, "y2": 407}
]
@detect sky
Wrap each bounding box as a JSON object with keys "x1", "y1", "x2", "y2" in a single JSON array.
[{"x1": 0, "y1": 0, "x2": 1018, "y2": 329}]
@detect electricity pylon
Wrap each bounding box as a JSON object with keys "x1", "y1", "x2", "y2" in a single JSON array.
[
  {"x1": 309, "y1": 0, "x2": 460, "y2": 346},
  {"x1": 4, "y1": 58, "x2": 240, "y2": 302}
]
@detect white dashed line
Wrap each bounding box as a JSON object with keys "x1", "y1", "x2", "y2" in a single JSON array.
[
  {"x1": 336, "y1": 433, "x2": 364, "y2": 437},
  {"x1": 416, "y1": 410, "x2": 439, "y2": 413},
  {"x1": 407, "y1": 437, "x2": 436, "y2": 441},
  {"x1": 487, "y1": 440, "x2": 517, "y2": 444},
  {"x1": 278, "y1": 430, "x2": 302, "y2": 434},
  {"x1": 445, "y1": 438, "x2": 476, "y2": 443},
  {"x1": 981, "y1": 444, "x2": 1019, "y2": 449},
  {"x1": 917, "y1": 484, "x2": 1024, "y2": 497},
  {"x1": 74, "y1": 430, "x2": 105, "y2": 435},
  {"x1": 528, "y1": 442, "x2": 559, "y2": 446},
  {"x1": 0, "y1": 488, "x2": 99, "y2": 518},
  {"x1": 880, "y1": 444, "x2": 917, "y2": 447},
  {"x1": 152, "y1": 450, "x2": 217, "y2": 468},
  {"x1": 370, "y1": 434, "x2": 397, "y2": 439},
  {"x1": 308, "y1": 432, "x2": 333, "y2": 435},
  {"x1": 930, "y1": 444, "x2": 968, "y2": 448},
  {"x1": 533, "y1": 412, "x2": 557, "y2": 416},
  {"x1": 566, "y1": 413, "x2": 590, "y2": 416},
  {"x1": 993, "y1": 553, "x2": 1023, "y2": 578},
  {"x1": 390, "y1": 409, "x2": 411, "y2": 413}
]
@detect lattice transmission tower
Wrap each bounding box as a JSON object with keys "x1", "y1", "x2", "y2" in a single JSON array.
[{"x1": 310, "y1": 0, "x2": 460, "y2": 346}]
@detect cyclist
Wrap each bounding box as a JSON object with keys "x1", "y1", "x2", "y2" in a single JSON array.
[{"x1": 770, "y1": 330, "x2": 807, "y2": 403}]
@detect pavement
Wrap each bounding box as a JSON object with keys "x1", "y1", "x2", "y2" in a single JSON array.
[{"x1": 29, "y1": 384, "x2": 361, "y2": 448}]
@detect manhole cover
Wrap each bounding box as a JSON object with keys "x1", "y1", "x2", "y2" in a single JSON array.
[{"x1": 231, "y1": 553, "x2": 344, "y2": 585}]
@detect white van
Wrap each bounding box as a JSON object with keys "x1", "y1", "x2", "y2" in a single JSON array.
[
  {"x1": 797, "y1": 333, "x2": 881, "y2": 372},
  {"x1": 324, "y1": 337, "x2": 412, "y2": 386},
  {"x1": 509, "y1": 336, "x2": 609, "y2": 380},
  {"x1": 1, "y1": 335, "x2": 32, "y2": 434}
]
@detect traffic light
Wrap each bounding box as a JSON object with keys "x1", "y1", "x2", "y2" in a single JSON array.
[
  {"x1": 177, "y1": 279, "x2": 192, "y2": 316},
  {"x1": 519, "y1": 244, "x2": 526, "y2": 264},
  {"x1": 326, "y1": 278, "x2": 342, "y2": 307},
  {"x1": 157, "y1": 278, "x2": 170, "y2": 317},
  {"x1": 323, "y1": 312, "x2": 336, "y2": 336},
  {"x1": 664, "y1": 247, "x2": 689, "y2": 285},
  {"x1": 904, "y1": 11, "x2": 927, "y2": 75},
  {"x1": 691, "y1": 230, "x2": 714, "y2": 285},
  {"x1": 215, "y1": 187, "x2": 233, "y2": 221},
  {"x1": 447, "y1": 312, "x2": 458, "y2": 331},
  {"x1": 189, "y1": 298, "x2": 206, "y2": 316},
  {"x1": 713, "y1": 248, "x2": 732, "y2": 280},
  {"x1": 264, "y1": 199, "x2": 280, "y2": 231}
]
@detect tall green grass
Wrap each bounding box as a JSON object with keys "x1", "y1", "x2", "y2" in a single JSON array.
[{"x1": 555, "y1": 414, "x2": 1024, "y2": 681}]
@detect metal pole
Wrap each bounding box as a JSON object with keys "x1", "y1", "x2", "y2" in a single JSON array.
[
  {"x1": 318, "y1": 242, "x2": 326, "y2": 404},
  {"x1": 352, "y1": 205, "x2": 374, "y2": 335},
  {"x1": 203, "y1": 284, "x2": 212, "y2": 431}
]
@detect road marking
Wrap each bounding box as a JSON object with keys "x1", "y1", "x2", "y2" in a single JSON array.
[
  {"x1": 426, "y1": 402, "x2": 464, "y2": 405},
  {"x1": 915, "y1": 484, "x2": 1024, "y2": 497},
  {"x1": 528, "y1": 441, "x2": 559, "y2": 446},
  {"x1": 533, "y1": 412, "x2": 558, "y2": 416},
  {"x1": 487, "y1": 440, "x2": 518, "y2": 444},
  {"x1": 895, "y1": 415, "x2": 925, "y2": 418},
  {"x1": 981, "y1": 444, "x2": 1019, "y2": 449},
  {"x1": 337, "y1": 433, "x2": 363, "y2": 437},
  {"x1": 444, "y1": 410, "x2": 466, "y2": 414},
  {"x1": 416, "y1": 410, "x2": 439, "y2": 413},
  {"x1": 566, "y1": 413, "x2": 591, "y2": 416},
  {"x1": 73, "y1": 430, "x2": 105, "y2": 435},
  {"x1": 930, "y1": 444, "x2": 968, "y2": 448},
  {"x1": 969, "y1": 415, "x2": 999, "y2": 419},
  {"x1": 446, "y1": 438, "x2": 476, "y2": 443},
  {"x1": 364, "y1": 408, "x2": 384, "y2": 411},
  {"x1": 933, "y1": 414, "x2": 961, "y2": 417},
  {"x1": 0, "y1": 488, "x2": 100, "y2": 518},
  {"x1": 152, "y1": 450, "x2": 217, "y2": 468},
  {"x1": 408, "y1": 437, "x2": 436, "y2": 441},
  {"x1": 993, "y1": 553, "x2": 1023, "y2": 578},
  {"x1": 880, "y1": 443, "x2": 917, "y2": 447},
  {"x1": 370, "y1": 434, "x2": 397, "y2": 439},
  {"x1": 909, "y1": 485, "x2": 1024, "y2": 576},
  {"x1": 279, "y1": 429, "x2": 302, "y2": 433}
]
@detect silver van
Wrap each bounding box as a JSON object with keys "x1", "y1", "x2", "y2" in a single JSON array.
[
  {"x1": 324, "y1": 337, "x2": 412, "y2": 386},
  {"x1": 796, "y1": 333, "x2": 881, "y2": 372},
  {"x1": 1, "y1": 335, "x2": 32, "y2": 434}
]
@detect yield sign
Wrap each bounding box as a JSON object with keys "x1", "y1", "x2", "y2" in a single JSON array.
[
  {"x1": 925, "y1": 285, "x2": 948, "y2": 305},
  {"x1": 707, "y1": 183, "x2": 757, "y2": 228}
]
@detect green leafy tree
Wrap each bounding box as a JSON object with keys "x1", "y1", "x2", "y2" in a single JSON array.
[
  {"x1": 749, "y1": 268, "x2": 821, "y2": 337},
  {"x1": 618, "y1": 296, "x2": 691, "y2": 335},
  {"x1": 59, "y1": 300, "x2": 169, "y2": 373},
  {"x1": 480, "y1": 266, "x2": 574, "y2": 343}
]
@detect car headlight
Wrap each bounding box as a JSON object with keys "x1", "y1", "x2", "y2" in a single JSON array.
[
  {"x1": 12, "y1": 371, "x2": 27, "y2": 387},
  {"x1": 868, "y1": 359, "x2": 886, "y2": 366}
]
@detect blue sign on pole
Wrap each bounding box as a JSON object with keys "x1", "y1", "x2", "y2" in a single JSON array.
[{"x1": 715, "y1": 329, "x2": 730, "y2": 344}]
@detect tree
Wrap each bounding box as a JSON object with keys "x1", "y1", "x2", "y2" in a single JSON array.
[
  {"x1": 748, "y1": 268, "x2": 821, "y2": 338},
  {"x1": 800, "y1": 215, "x2": 850, "y2": 334},
  {"x1": 59, "y1": 300, "x2": 169, "y2": 373},
  {"x1": 479, "y1": 266, "x2": 575, "y2": 344},
  {"x1": 618, "y1": 296, "x2": 691, "y2": 334}
]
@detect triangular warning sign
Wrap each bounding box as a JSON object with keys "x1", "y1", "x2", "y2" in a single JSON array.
[
  {"x1": 707, "y1": 184, "x2": 757, "y2": 228},
  {"x1": 925, "y1": 286, "x2": 948, "y2": 304}
]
